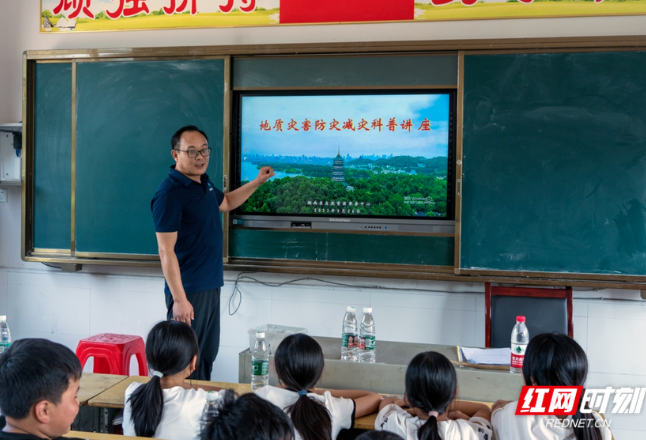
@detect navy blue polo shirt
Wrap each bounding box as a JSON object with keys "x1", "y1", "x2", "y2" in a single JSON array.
[{"x1": 152, "y1": 166, "x2": 225, "y2": 295}]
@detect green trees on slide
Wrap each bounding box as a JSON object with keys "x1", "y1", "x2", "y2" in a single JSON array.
[{"x1": 242, "y1": 173, "x2": 448, "y2": 217}]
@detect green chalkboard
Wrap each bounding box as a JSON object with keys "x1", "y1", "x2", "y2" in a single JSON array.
[
  {"x1": 75, "y1": 59, "x2": 225, "y2": 255},
  {"x1": 28, "y1": 52, "x2": 457, "y2": 269},
  {"x1": 230, "y1": 229, "x2": 454, "y2": 266},
  {"x1": 33, "y1": 63, "x2": 72, "y2": 250},
  {"x1": 461, "y1": 51, "x2": 646, "y2": 275}
]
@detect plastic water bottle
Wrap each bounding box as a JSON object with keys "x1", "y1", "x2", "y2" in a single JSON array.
[
  {"x1": 0, "y1": 316, "x2": 10, "y2": 355},
  {"x1": 200, "y1": 391, "x2": 220, "y2": 432},
  {"x1": 341, "y1": 306, "x2": 358, "y2": 361},
  {"x1": 251, "y1": 331, "x2": 269, "y2": 390},
  {"x1": 510, "y1": 315, "x2": 529, "y2": 373},
  {"x1": 359, "y1": 307, "x2": 376, "y2": 363}
]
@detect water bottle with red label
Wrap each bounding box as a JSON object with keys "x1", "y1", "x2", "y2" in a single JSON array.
[
  {"x1": 510, "y1": 315, "x2": 529, "y2": 373},
  {"x1": 341, "y1": 306, "x2": 358, "y2": 361}
]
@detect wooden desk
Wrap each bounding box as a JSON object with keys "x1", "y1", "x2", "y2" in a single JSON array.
[
  {"x1": 87, "y1": 376, "x2": 251, "y2": 408},
  {"x1": 79, "y1": 374, "x2": 127, "y2": 406},
  {"x1": 88, "y1": 376, "x2": 490, "y2": 432}
]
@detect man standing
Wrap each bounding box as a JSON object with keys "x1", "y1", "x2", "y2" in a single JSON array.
[{"x1": 152, "y1": 125, "x2": 274, "y2": 380}]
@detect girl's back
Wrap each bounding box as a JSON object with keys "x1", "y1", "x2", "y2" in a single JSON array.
[
  {"x1": 376, "y1": 404, "x2": 491, "y2": 440},
  {"x1": 492, "y1": 400, "x2": 611, "y2": 440},
  {"x1": 492, "y1": 333, "x2": 613, "y2": 440},
  {"x1": 123, "y1": 320, "x2": 221, "y2": 440},
  {"x1": 256, "y1": 386, "x2": 354, "y2": 440},
  {"x1": 255, "y1": 333, "x2": 382, "y2": 440},
  {"x1": 123, "y1": 382, "x2": 210, "y2": 440},
  {"x1": 375, "y1": 351, "x2": 492, "y2": 440}
]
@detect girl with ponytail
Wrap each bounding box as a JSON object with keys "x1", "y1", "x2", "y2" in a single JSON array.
[
  {"x1": 123, "y1": 321, "x2": 223, "y2": 440},
  {"x1": 255, "y1": 333, "x2": 382, "y2": 440},
  {"x1": 492, "y1": 333, "x2": 612, "y2": 440},
  {"x1": 375, "y1": 351, "x2": 492, "y2": 440}
]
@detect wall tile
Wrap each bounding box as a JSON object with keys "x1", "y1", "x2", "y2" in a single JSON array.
[
  {"x1": 9, "y1": 329, "x2": 86, "y2": 354},
  {"x1": 587, "y1": 317, "x2": 646, "y2": 376},
  {"x1": 372, "y1": 291, "x2": 476, "y2": 312},
  {"x1": 572, "y1": 300, "x2": 589, "y2": 318},
  {"x1": 377, "y1": 306, "x2": 476, "y2": 346},
  {"x1": 89, "y1": 286, "x2": 165, "y2": 338},
  {"x1": 90, "y1": 273, "x2": 165, "y2": 294},
  {"x1": 474, "y1": 311, "x2": 485, "y2": 347},
  {"x1": 0, "y1": 269, "x2": 7, "y2": 316},
  {"x1": 572, "y1": 315, "x2": 588, "y2": 353},
  {"x1": 272, "y1": 284, "x2": 370, "y2": 305},
  {"x1": 220, "y1": 288, "x2": 272, "y2": 348},
  {"x1": 588, "y1": 301, "x2": 646, "y2": 320},
  {"x1": 586, "y1": 372, "x2": 646, "y2": 434},
  {"x1": 8, "y1": 270, "x2": 91, "y2": 289},
  {"x1": 8, "y1": 284, "x2": 91, "y2": 335},
  {"x1": 270, "y1": 300, "x2": 347, "y2": 338}
]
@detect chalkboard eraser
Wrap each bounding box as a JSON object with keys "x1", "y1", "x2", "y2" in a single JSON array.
[{"x1": 291, "y1": 222, "x2": 312, "y2": 229}]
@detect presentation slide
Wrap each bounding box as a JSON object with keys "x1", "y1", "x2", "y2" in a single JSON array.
[{"x1": 239, "y1": 93, "x2": 451, "y2": 218}]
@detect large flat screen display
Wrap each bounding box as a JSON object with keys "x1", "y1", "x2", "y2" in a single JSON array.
[{"x1": 233, "y1": 91, "x2": 455, "y2": 233}]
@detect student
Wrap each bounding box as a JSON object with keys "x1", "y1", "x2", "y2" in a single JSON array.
[
  {"x1": 0, "y1": 338, "x2": 83, "y2": 440},
  {"x1": 491, "y1": 333, "x2": 612, "y2": 440},
  {"x1": 255, "y1": 334, "x2": 382, "y2": 440},
  {"x1": 201, "y1": 389, "x2": 294, "y2": 440},
  {"x1": 375, "y1": 351, "x2": 492, "y2": 440},
  {"x1": 122, "y1": 320, "x2": 223, "y2": 440}
]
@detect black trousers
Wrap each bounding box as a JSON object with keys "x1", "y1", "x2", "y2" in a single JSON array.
[{"x1": 166, "y1": 288, "x2": 221, "y2": 381}]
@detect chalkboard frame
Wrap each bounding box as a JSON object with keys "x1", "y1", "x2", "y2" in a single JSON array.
[
  {"x1": 19, "y1": 43, "x2": 646, "y2": 288},
  {"x1": 22, "y1": 55, "x2": 231, "y2": 265}
]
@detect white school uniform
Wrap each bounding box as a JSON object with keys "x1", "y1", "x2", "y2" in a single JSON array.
[
  {"x1": 123, "y1": 382, "x2": 224, "y2": 440},
  {"x1": 492, "y1": 401, "x2": 613, "y2": 440},
  {"x1": 255, "y1": 385, "x2": 356, "y2": 440},
  {"x1": 375, "y1": 404, "x2": 493, "y2": 440}
]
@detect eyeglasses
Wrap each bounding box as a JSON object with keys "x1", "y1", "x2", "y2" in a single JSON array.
[{"x1": 175, "y1": 148, "x2": 212, "y2": 158}]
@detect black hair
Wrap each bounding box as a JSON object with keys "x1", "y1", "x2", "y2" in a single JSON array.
[
  {"x1": 0, "y1": 338, "x2": 82, "y2": 419},
  {"x1": 201, "y1": 389, "x2": 294, "y2": 440},
  {"x1": 523, "y1": 333, "x2": 602, "y2": 440},
  {"x1": 405, "y1": 351, "x2": 457, "y2": 440},
  {"x1": 356, "y1": 431, "x2": 405, "y2": 440},
  {"x1": 274, "y1": 334, "x2": 332, "y2": 440},
  {"x1": 127, "y1": 320, "x2": 199, "y2": 437},
  {"x1": 171, "y1": 125, "x2": 208, "y2": 150}
]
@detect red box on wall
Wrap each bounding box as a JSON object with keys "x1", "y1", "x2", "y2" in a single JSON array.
[{"x1": 280, "y1": 0, "x2": 415, "y2": 24}]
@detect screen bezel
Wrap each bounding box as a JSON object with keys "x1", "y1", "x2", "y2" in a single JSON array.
[{"x1": 230, "y1": 89, "x2": 456, "y2": 233}]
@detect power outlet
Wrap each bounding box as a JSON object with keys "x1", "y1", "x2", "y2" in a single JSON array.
[{"x1": 0, "y1": 189, "x2": 7, "y2": 203}]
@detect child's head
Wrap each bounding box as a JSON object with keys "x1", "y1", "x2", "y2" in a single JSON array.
[
  {"x1": 128, "y1": 320, "x2": 199, "y2": 437},
  {"x1": 522, "y1": 332, "x2": 587, "y2": 387},
  {"x1": 202, "y1": 389, "x2": 294, "y2": 440},
  {"x1": 523, "y1": 333, "x2": 603, "y2": 440},
  {"x1": 0, "y1": 338, "x2": 82, "y2": 437},
  {"x1": 405, "y1": 351, "x2": 457, "y2": 440},
  {"x1": 146, "y1": 319, "x2": 200, "y2": 377},
  {"x1": 274, "y1": 334, "x2": 331, "y2": 440}
]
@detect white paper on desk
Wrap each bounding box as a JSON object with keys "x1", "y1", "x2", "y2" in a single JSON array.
[{"x1": 460, "y1": 347, "x2": 510, "y2": 365}]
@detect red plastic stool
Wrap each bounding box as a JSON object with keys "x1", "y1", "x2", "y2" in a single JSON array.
[{"x1": 76, "y1": 333, "x2": 148, "y2": 376}]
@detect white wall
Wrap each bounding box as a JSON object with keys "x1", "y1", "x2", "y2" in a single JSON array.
[{"x1": 2, "y1": 2, "x2": 646, "y2": 439}]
